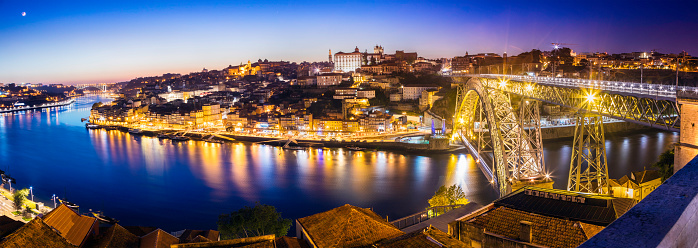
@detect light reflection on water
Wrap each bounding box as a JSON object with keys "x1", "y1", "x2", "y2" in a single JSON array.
[{"x1": 0, "y1": 95, "x2": 679, "y2": 232}]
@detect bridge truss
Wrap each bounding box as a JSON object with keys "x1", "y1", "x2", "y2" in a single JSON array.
[
  {"x1": 473, "y1": 75, "x2": 681, "y2": 131},
  {"x1": 454, "y1": 74, "x2": 684, "y2": 196},
  {"x1": 453, "y1": 77, "x2": 546, "y2": 196}
]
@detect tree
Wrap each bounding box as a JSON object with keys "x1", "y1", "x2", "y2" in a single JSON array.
[
  {"x1": 428, "y1": 184, "x2": 469, "y2": 208},
  {"x1": 652, "y1": 145, "x2": 675, "y2": 182},
  {"x1": 13, "y1": 188, "x2": 29, "y2": 211},
  {"x1": 218, "y1": 203, "x2": 292, "y2": 240}
]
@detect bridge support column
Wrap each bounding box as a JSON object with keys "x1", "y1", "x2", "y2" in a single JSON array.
[
  {"x1": 568, "y1": 113, "x2": 610, "y2": 194},
  {"x1": 676, "y1": 98, "x2": 698, "y2": 173}
]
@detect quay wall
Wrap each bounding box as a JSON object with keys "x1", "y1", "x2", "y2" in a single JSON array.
[{"x1": 540, "y1": 121, "x2": 653, "y2": 140}]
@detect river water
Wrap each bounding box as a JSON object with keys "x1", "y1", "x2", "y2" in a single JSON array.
[{"x1": 0, "y1": 95, "x2": 678, "y2": 231}]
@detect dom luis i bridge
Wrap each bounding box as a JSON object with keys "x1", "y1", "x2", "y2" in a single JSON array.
[{"x1": 449, "y1": 74, "x2": 698, "y2": 197}]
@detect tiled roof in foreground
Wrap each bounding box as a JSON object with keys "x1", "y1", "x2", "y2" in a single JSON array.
[
  {"x1": 297, "y1": 204, "x2": 404, "y2": 248},
  {"x1": 0, "y1": 218, "x2": 75, "y2": 248},
  {"x1": 42, "y1": 204, "x2": 97, "y2": 247},
  {"x1": 465, "y1": 206, "x2": 603, "y2": 248},
  {"x1": 84, "y1": 223, "x2": 140, "y2": 248},
  {"x1": 495, "y1": 187, "x2": 636, "y2": 226},
  {"x1": 377, "y1": 226, "x2": 470, "y2": 248}
]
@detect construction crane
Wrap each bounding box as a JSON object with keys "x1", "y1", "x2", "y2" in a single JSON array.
[{"x1": 551, "y1": 43, "x2": 578, "y2": 49}]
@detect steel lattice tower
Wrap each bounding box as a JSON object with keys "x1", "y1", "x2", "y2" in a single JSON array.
[{"x1": 568, "y1": 98, "x2": 610, "y2": 194}]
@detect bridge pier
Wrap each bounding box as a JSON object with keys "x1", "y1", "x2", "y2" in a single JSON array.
[{"x1": 676, "y1": 98, "x2": 698, "y2": 173}]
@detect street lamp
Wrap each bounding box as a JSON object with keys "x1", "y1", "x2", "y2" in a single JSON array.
[
  {"x1": 52, "y1": 194, "x2": 56, "y2": 208},
  {"x1": 30, "y1": 186, "x2": 33, "y2": 202}
]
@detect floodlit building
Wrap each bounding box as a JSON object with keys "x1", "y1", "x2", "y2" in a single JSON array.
[
  {"x1": 334, "y1": 47, "x2": 363, "y2": 72},
  {"x1": 609, "y1": 169, "x2": 662, "y2": 201}
]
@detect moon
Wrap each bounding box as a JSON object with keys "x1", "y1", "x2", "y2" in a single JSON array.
[{"x1": 21, "y1": 12, "x2": 26, "y2": 17}]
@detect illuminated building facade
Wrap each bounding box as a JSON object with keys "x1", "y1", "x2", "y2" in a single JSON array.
[{"x1": 334, "y1": 47, "x2": 363, "y2": 72}]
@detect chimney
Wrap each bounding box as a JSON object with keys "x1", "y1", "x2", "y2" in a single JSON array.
[{"x1": 519, "y1": 220, "x2": 533, "y2": 243}]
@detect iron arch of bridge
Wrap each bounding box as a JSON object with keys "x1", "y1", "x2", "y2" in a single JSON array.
[
  {"x1": 453, "y1": 77, "x2": 545, "y2": 196},
  {"x1": 488, "y1": 78, "x2": 681, "y2": 132}
]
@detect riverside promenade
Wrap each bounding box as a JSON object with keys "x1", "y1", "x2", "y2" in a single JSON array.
[{"x1": 0, "y1": 98, "x2": 76, "y2": 113}]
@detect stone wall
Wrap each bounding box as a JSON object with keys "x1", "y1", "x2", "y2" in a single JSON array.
[{"x1": 676, "y1": 99, "x2": 698, "y2": 172}]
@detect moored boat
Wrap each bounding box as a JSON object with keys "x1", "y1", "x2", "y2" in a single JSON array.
[
  {"x1": 128, "y1": 129, "x2": 143, "y2": 134},
  {"x1": 58, "y1": 199, "x2": 79, "y2": 209},
  {"x1": 85, "y1": 123, "x2": 100, "y2": 129},
  {"x1": 346, "y1": 146, "x2": 366, "y2": 151},
  {"x1": 171, "y1": 135, "x2": 190, "y2": 141},
  {"x1": 91, "y1": 211, "x2": 119, "y2": 224}
]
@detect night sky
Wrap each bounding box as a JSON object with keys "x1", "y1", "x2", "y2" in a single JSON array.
[{"x1": 1, "y1": 0, "x2": 696, "y2": 84}]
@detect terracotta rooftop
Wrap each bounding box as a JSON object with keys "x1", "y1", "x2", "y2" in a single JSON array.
[
  {"x1": 42, "y1": 204, "x2": 98, "y2": 247},
  {"x1": 177, "y1": 229, "x2": 220, "y2": 243},
  {"x1": 0, "y1": 218, "x2": 75, "y2": 248},
  {"x1": 377, "y1": 226, "x2": 470, "y2": 248},
  {"x1": 124, "y1": 226, "x2": 158, "y2": 237},
  {"x1": 190, "y1": 235, "x2": 213, "y2": 243},
  {"x1": 0, "y1": 215, "x2": 24, "y2": 239},
  {"x1": 84, "y1": 223, "x2": 140, "y2": 248},
  {"x1": 171, "y1": 234, "x2": 278, "y2": 248},
  {"x1": 297, "y1": 204, "x2": 404, "y2": 248},
  {"x1": 495, "y1": 187, "x2": 636, "y2": 225},
  {"x1": 275, "y1": 236, "x2": 310, "y2": 248},
  {"x1": 465, "y1": 206, "x2": 603, "y2": 248},
  {"x1": 140, "y1": 228, "x2": 179, "y2": 248},
  {"x1": 631, "y1": 170, "x2": 661, "y2": 184}
]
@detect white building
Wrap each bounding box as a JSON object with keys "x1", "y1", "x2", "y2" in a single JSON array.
[
  {"x1": 401, "y1": 85, "x2": 441, "y2": 100},
  {"x1": 334, "y1": 47, "x2": 363, "y2": 72}
]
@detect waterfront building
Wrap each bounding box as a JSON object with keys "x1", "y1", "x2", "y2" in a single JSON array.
[
  {"x1": 608, "y1": 170, "x2": 661, "y2": 201},
  {"x1": 448, "y1": 187, "x2": 636, "y2": 248},
  {"x1": 358, "y1": 112, "x2": 393, "y2": 132},
  {"x1": 313, "y1": 118, "x2": 344, "y2": 131},
  {"x1": 401, "y1": 85, "x2": 441, "y2": 100}
]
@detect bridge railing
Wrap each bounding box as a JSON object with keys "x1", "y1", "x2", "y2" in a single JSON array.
[{"x1": 455, "y1": 73, "x2": 698, "y2": 99}]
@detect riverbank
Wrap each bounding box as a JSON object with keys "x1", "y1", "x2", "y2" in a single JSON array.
[
  {"x1": 0, "y1": 98, "x2": 76, "y2": 113},
  {"x1": 88, "y1": 125, "x2": 463, "y2": 153}
]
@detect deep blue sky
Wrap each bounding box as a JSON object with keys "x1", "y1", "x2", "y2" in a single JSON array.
[{"x1": 1, "y1": 0, "x2": 696, "y2": 84}]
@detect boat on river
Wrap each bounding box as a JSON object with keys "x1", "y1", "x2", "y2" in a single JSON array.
[
  {"x1": 85, "y1": 123, "x2": 100, "y2": 129},
  {"x1": 128, "y1": 129, "x2": 144, "y2": 134},
  {"x1": 157, "y1": 133, "x2": 169, "y2": 139},
  {"x1": 346, "y1": 146, "x2": 366, "y2": 151},
  {"x1": 171, "y1": 135, "x2": 190, "y2": 141},
  {"x1": 58, "y1": 199, "x2": 79, "y2": 209}
]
